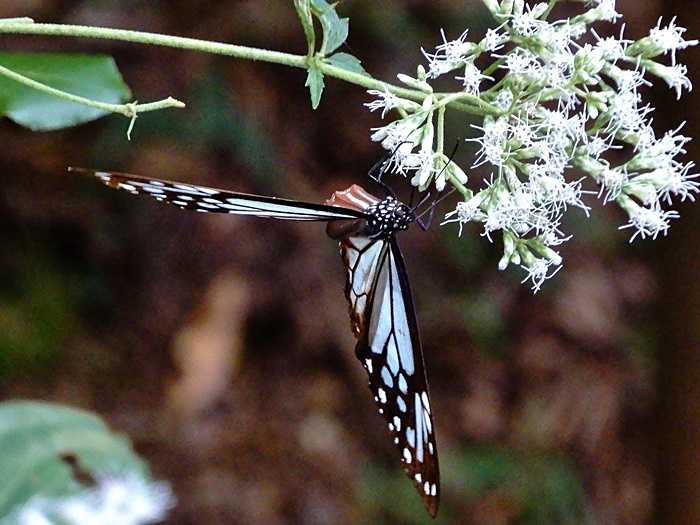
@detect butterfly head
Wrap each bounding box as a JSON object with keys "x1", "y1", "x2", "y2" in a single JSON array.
[{"x1": 365, "y1": 197, "x2": 415, "y2": 238}]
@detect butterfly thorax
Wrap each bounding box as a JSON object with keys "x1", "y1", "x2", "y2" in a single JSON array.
[{"x1": 365, "y1": 197, "x2": 415, "y2": 239}]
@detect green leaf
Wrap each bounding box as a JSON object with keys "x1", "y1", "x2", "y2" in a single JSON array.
[
  {"x1": 294, "y1": 0, "x2": 316, "y2": 56},
  {"x1": 0, "y1": 52, "x2": 131, "y2": 131},
  {"x1": 310, "y1": 0, "x2": 349, "y2": 55},
  {"x1": 0, "y1": 400, "x2": 153, "y2": 517},
  {"x1": 327, "y1": 52, "x2": 369, "y2": 75},
  {"x1": 305, "y1": 65, "x2": 325, "y2": 109}
]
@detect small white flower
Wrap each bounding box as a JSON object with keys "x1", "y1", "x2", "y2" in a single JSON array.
[
  {"x1": 480, "y1": 27, "x2": 508, "y2": 53},
  {"x1": 370, "y1": 116, "x2": 425, "y2": 155},
  {"x1": 456, "y1": 61, "x2": 492, "y2": 94},
  {"x1": 365, "y1": 89, "x2": 401, "y2": 118},
  {"x1": 649, "y1": 17, "x2": 699, "y2": 64},
  {"x1": 606, "y1": 90, "x2": 651, "y2": 133},
  {"x1": 656, "y1": 63, "x2": 693, "y2": 99},
  {"x1": 502, "y1": 49, "x2": 542, "y2": 80},
  {"x1": 408, "y1": 150, "x2": 436, "y2": 189},
  {"x1": 635, "y1": 164, "x2": 700, "y2": 204},
  {"x1": 586, "y1": 134, "x2": 619, "y2": 159},
  {"x1": 542, "y1": 63, "x2": 571, "y2": 90},
  {"x1": 599, "y1": 167, "x2": 628, "y2": 202},
  {"x1": 441, "y1": 195, "x2": 486, "y2": 236},
  {"x1": 493, "y1": 89, "x2": 514, "y2": 111},
  {"x1": 592, "y1": 28, "x2": 629, "y2": 61},
  {"x1": 590, "y1": 0, "x2": 621, "y2": 22},
  {"x1": 423, "y1": 29, "x2": 476, "y2": 78},
  {"x1": 521, "y1": 257, "x2": 563, "y2": 293},
  {"x1": 510, "y1": 3, "x2": 549, "y2": 37},
  {"x1": 619, "y1": 199, "x2": 680, "y2": 241},
  {"x1": 630, "y1": 123, "x2": 690, "y2": 169},
  {"x1": 470, "y1": 117, "x2": 511, "y2": 167}
]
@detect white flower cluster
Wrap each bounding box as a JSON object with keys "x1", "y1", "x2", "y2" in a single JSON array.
[
  {"x1": 5, "y1": 473, "x2": 174, "y2": 525},
  {"x1": 365, "y1": 0, "x2": 698, "y2": 291}
]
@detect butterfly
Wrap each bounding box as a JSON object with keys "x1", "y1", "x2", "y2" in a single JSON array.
[{"x1": 69, "y1": 167, "x2": 440, "y2": 517}]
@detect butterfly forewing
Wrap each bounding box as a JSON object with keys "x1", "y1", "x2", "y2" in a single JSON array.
[
  {"x1": 340, "y1": 236, "x2": 440, "y2": 517},
  {"x1": 71, "y1": 168, "x2": 365, "y2": 221}
]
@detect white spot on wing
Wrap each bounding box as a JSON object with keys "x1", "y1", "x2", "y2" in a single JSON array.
[
  {"x1": 421, "y1": 391, "x2": 431, "y2": 414},
  {"x1": 381, "y1": 366, "x2": 393, "y2": 388},
  {"x1": 406, "y1": 427, "x2": 415, "y2": 447},
  {"x1": 378, "y1": 388, "x2": 387, "y2": 404},
  {"x1": 399, "y1": 374, "x2": 408, "y2": 394},
  {"x1": 397, "y1": 396, "x2": 406, "y2": 412}
]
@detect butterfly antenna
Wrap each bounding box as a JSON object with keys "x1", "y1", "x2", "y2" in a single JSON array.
[{"x1": 368, "y1": 140, "x2": 415, "y2": 182}]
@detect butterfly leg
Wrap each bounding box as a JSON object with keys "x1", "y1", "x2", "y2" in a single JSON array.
[{"x1": 415, "y1": 187, "x2": 457, "y2": 230}]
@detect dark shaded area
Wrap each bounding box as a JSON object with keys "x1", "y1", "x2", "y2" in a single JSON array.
[{"x1": 0, "y1": 1, "x2": 696, "y2": 524}]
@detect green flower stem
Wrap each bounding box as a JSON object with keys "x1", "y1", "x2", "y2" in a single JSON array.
[
  {"x1": 542, "y1": 0, "x2": 560, "y2": 19},
  {"x1": 0, "y1": 22, "x2": 501, "y2": 117},
  {"x1": 436, "y1": 105, "x2": 446, "y2": 155},
  {"x1": 482, "y1": 56, "x2": 506, "y2": 78},
  {"x1": 320, "y1": 63, "x2": 499, "y2": 115},
  {"x1": 0, "y1": 17, "x2": 35, "y2": 24},
  {"x1": 0, "y1": 63, "x2": 185, "y2": 117},
  {"x1": 447, "y1": 173, "x2": 471, "y2": 198}
]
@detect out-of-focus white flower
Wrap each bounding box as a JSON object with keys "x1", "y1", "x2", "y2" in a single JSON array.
[{"x1": 8, "y1": 474, "x2": 174, "y2": 525}]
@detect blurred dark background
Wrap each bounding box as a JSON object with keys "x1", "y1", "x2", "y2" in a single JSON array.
[{"x1": 0, "y1": 1, "x2": 698, "y2": 524}]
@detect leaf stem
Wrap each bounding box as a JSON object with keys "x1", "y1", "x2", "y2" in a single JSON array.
[
  {"x1": 0, "y1": 22, "x2": 502, "y2": 117},
  {"x1": 0, "y1": 63, "x2": 185, "y2": 117}
]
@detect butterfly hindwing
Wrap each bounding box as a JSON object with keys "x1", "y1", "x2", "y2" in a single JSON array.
[
  {"x1": 72, "y1": 168, "x2": 365, "y2": 221},
  {"x1": 340, "y1": 236, "x2": 440, "y2": 517},
  {"x1": 339, "y1": 237, "x2": 388, "y2": 338}
]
